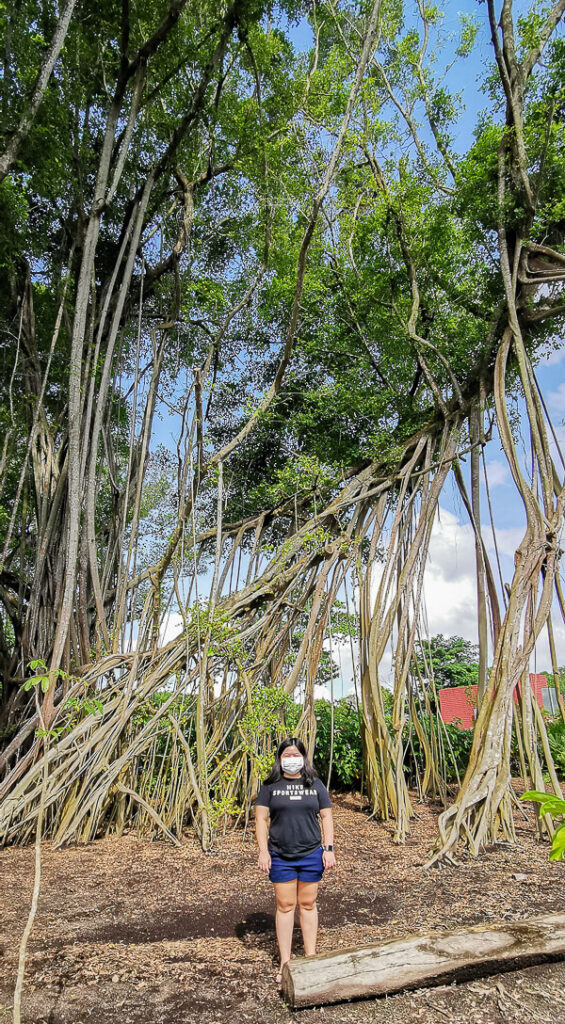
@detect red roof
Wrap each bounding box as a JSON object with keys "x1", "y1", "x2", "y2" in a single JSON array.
[
  {"x1": 438, "y1": 685, "x2": 477, "y2": 729},
  {"x1": 438, "y1": 674, "x2": 560, "y2": 729},
  {"x1": 517, "y1": 673, "x2": 548, "y2": 703}
]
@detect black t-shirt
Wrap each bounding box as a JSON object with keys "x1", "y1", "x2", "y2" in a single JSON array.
[{"x1": 255, "y1": 776, "x2": 332, "y2": 859}]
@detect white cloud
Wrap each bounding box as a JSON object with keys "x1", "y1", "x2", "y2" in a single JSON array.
[
  {"x1": 424, "y1": 509, "x2": 479, "y2": 644},
  {"x1": 547, "y1": 381, "x2": 565, "y2": 413},
  {"x1": 313, "y1": 683, "x2": 331, "y2": 700},
  {"x1": 423, "y1": 507, "x2": 565, "y2": 673},
  {"x1": 547, "y1": 423, "x2": 565, "y2": 472},
  {"x1": 481, "y1": 523, "x2": 524, "y2": 561},
  {"x1": 540, "y1": 345, "x2": 565, "y2": 367},
  {"x1": 484, "y1": 459, "x2": 510, "y2": 487},
  {"x1": 160, "y1": 612, "x2": 185, "y2": 645}
]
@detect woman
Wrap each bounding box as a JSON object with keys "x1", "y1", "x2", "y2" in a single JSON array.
[{"x1": 254, "y1": 737, "x2": 336, "y2": 985}]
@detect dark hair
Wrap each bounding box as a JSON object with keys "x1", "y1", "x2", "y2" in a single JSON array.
[{"x1": 262, "y1": 737, "x2": 318, "y2": 787}]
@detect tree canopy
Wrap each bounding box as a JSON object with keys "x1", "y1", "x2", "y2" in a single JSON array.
[{"x1": 415, "y1": 635, "x2": 479, "y2": 691}]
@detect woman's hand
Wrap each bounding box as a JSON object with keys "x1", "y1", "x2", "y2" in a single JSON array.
[
  {"x1": 322, "y1": 849, "x2": 337, "y2": 870},
  {"x1": 258, "y1": 850, "x2": 271, "y2": 873}
]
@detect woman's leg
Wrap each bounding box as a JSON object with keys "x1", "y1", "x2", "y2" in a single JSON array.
[
  {"x1": 273, "y1": 879, "x2": 298, "y2": 976},
  {"x1": 297, "y1": 880, "x2": 319, "y2": 956}
]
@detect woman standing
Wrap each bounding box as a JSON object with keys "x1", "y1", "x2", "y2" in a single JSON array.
[{"x1": 254, "y1": 737, "x2": 336, "y2": 985}]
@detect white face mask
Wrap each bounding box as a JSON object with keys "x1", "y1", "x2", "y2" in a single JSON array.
[{"x1": 281, "y1": 754, "x2": 304, "y2": 775}]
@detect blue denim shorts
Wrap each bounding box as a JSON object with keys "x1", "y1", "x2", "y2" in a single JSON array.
[{"x1": 269, "y1": 846, "x2": 324, "y2": 883}]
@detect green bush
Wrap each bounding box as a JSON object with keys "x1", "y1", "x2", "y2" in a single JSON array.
[
  {"x1": 441, "y1": 721, "x2": 475, "y2": 781},
  {"x1": 313, "y1": 699, "x2": 476, "y2": 790},
  {"x1": 546, "y1": 720, "x2": 565, "y2": 778},
  {"x1": 404, "y1": 718, "x2": 474, "y2": 785},
  {"x1": 313, "y1": 697, "x2": 363, "y2": 788}
]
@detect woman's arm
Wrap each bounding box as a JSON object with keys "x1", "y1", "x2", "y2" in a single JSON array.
[
  {"x1": 320, "y1": 807, "x2": 337, "y2": 869},
  {"x1": 255, "y1": 805, "x2": 271, "y2": 873}
]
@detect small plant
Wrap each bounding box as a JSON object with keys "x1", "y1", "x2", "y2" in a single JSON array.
[
  {"x1": 22, "y1": 660, "x2": 78, "y2": 739},
  {"x1": 210, "y1": 793, "x2": 241, "y2": 830},
  {"x1": 22, "y1": 659, "x2": 73, "y2": 694},
  {"x1": 208, "y1": 758, "x2": 242, "y2": 833},
  {"x1": 521, "y1": 790, "x2": 565, "y2": 860},
  {"x1": 62, "y1": 693, "x2": 104, "y2": 732}
]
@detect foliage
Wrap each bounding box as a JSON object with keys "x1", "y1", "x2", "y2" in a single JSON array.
[
  {"x1": 186, "y1": 607, "x2": 244, "y2": 662},
  {"x1": 22, "y1": 659, "x2": 74, "y2": 695},
  {"x1": 273, "y1": 598, "x2": 359, "y2": 687},
  {"x1": 405, "y1": 716, "x2": 475, "y2": 786},
  {"x1": 441, "y1": 722, "x2": 476, "y2": 782},
  {"x1": 62, "y1": 694, "x2": 104, "y2": 725},
  {"x1": 541, "y1": 667, "x2": 565, "y2": 692},
  {"x1": 521, "y1": 791, "x2": 565, "y2": 861},
  {"x1": 131, "y1": 692, "x2": 196, "y2": 731},
  {"x1": 239, "y1": 685, "x2": 296, "y2": 781},
  {"x1": 313, "y1": 697, "x2": 364, "y2": 787},
  {"x1": 1, "y1": 0, "x2": 563, "y2": 708},
  {"x1": 131, "y1": 693, "x2": 198, "y2": 793},
  {"x1": 311, "y1": 695, "x2": 476, "y2": 790},
  {"x1": 414, "y1": 635, "x2": 480, "y2": 691},
  {"x1": 546, "y1": 721, "x2": 565, "y2": 779},
  {"x1": 0, "y1": 0, "x2": 321, "y2": 717}
]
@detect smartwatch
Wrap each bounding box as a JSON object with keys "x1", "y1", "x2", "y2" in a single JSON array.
[{"x1": 323, "y1": 845, "x2": 334, "y2": 851}]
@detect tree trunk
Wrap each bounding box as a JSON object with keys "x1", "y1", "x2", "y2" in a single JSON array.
[{"x1": 281, "y1": 913, "x2": 565, "y2": 1008}]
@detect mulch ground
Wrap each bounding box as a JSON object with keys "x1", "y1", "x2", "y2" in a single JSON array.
[{"x1": 0, "y1": 791, "x2": 564, "y2": 1024}]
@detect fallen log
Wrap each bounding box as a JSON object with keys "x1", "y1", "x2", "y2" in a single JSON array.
[{"x1": 281, "y1": 912, "x2": 565, "y2": 1008}]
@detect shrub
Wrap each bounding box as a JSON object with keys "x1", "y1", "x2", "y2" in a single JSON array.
[
  {"x1": 313, "y1": 698, "x2": 363, "y2": 788},
  {"x1": 404, "y1": 718, "x2": 474, "y2": 785},
  {"x1": 546, "y1": 720, "x2": 565, "y2": 778}
]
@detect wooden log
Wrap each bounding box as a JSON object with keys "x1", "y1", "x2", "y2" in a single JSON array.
[{"x1": 281, "y1": 913, "x2": 565, "y2": 1008}]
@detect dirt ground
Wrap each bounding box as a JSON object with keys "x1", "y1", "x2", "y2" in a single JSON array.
[{"x1": 0, "y1": 792, "x2": 564, "y2": 1024}]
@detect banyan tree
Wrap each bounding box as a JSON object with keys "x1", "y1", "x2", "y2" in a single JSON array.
[{"x1": 1, "y1": 0, "x2": 565, "y2": 862}]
